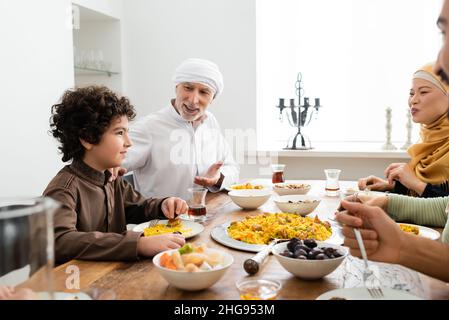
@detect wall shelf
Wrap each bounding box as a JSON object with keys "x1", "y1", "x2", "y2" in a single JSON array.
[
  {"x1": 74, "y1": 66, "x2": 119, "y2": 77},
  {"x1": 72, "y1": 4, "x2": 122, "y2": 91}
]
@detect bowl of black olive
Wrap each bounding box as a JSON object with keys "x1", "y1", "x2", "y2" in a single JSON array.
[{"x1": 272, "y1": 238, "x2": 348, "y2": 280}]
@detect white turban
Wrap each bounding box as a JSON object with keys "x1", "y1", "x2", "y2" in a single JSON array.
[{"x1": 172, "y1": 58, "x2": 224, "y2": 98}]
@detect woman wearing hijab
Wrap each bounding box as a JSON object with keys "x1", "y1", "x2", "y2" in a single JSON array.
[{"x1": 359, "y1": 63, "x2": 449, "y2": 197}]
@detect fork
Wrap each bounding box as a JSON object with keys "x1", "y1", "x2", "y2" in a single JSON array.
[
  {"x1": 351, "y1": 192, "x2": 384, "y2": 299},
  {"x1": 353, "y1": 228, "x2": 384, "y2": 299},
  {"x1": 148, "y1": 219, "x2": 160, "y2": 227}
]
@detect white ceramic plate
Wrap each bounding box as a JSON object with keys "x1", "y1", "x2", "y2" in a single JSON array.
[
  {"x1": 316, "y1": 287, "x2": 422, "y2": 300},
  {"x1": 37, "y1": 292, "x2": 92, "y2": 300},
  {"x1": 133, "y1": 220, "x2": 204, "y2": 239},
  {"x1": 210, "y1": 219, "x2": 344, "y2": 252},
  {"x1": 398, "y1": 223, "x2": 440, "y2": 240},
  {"x1": 341, "y1": 190, "x2": 386, "y2": 197},
  {"x1": 369, "y1": 191, "x2": 388, "y2": 196}
]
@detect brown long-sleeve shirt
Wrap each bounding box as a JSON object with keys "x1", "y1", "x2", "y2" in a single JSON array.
[{"x1": 43, "y1": 160, "x2": 166, "y2": 264}]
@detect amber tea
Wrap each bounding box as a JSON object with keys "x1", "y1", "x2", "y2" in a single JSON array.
[
  {"x1": 271, "y1": 164, "x2": 286, "y2": 184},
  {"x1": 188, "y1": 205, "x2": 207, "y2": 217},
  {"x1": 272, "y1": 171, "x2": 285, "y2": 183}
]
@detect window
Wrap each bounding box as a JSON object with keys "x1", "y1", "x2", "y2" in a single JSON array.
[{"x1": 256, "y1": 0, "x2": 443, "y2": 149}]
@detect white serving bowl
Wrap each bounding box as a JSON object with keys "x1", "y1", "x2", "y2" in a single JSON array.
[
  {"x1": 273, "y1": 183, "x2": 311, "y2": 196},
  {"x1": 274, "y1": 195, "x2": 321, "y2": 216},
  {"x1": 227, "y1": 182, "x2": 271, "y2": 191},
  {"x1": 228, "y1": 189, "x2": 272, "y2": 210},
  {"x1": 153, "y1": 248, "x2": 234, "y2": 291},
  {"x1": 272, "y1": 241, "x2": 348, "y2": 280}
]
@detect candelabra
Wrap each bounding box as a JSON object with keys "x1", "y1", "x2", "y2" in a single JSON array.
[
  {"x1": 276, "y1": 73, "x2": 322, "y2": 150},
  {"x1": 382, "y1": 107, "x2": 397, "y2": 150},
  {"x1": 401, "y1": 109, "x2": 413, "y2": 150}
]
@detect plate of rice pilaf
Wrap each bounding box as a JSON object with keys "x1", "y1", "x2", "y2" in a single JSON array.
[
  {"x1": 398, "y1": 223, "x2": 440, "y2": 240},
  {"x1": 133, "y1": 220, "x2": 204, "y2": 239},
  {"x1": 211, "y1": 213, "x2": 342, "y2": 252}
]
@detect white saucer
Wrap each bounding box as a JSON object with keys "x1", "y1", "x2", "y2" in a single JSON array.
[{"x1": 316, "y1": 287, "x2": 422, "y2": 300}]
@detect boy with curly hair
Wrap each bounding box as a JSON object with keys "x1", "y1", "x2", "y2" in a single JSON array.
[{"x1": 44, "y1": 86, "x2": 186, "y2": 263}]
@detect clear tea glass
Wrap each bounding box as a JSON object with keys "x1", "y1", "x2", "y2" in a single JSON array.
[
  {"x1": 0, "y1": 197, "x2": 59, "y2": 299},
  {"x1": 236, "y1": 279, "x2": 282, "y2": 300},
  {"x1": 271, "y1": 164, "x2": 286, "y2": 183},
  {"x1": 187, "y1": 187, "x2": 208, "y2": 222},
  {"x1": 324, "y1": 169, "x2": 341, "y2": 197}
]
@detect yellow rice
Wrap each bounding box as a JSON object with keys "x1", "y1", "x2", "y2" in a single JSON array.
[
  {"x1": 399, "y1": 224, "x2": 419, "y2": 235},
  {"x1": 227, "y1": 212, "x2": 332, "y2": 245},
  {"x1": 144, "y1": 223, "x2": 192, "y2": 237}
]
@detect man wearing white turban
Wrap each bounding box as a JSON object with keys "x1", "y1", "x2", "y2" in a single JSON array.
[{"x1": 122, "y1": 58, "x2": 239, "y2": 201}]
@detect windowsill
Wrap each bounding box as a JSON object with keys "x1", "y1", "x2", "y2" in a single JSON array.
[{"x1": 247, "y1": 142, "x2": 410, "y2": 159}]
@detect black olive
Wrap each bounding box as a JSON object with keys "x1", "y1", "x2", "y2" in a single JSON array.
[
  {"x1": 310, "y1": 248, "x2": 323, "y2": 256},
  {"x1": 296, "y1": 245, "x2": 311, "y2": 253},
  {"x1": 307, "y1": 251, "x2": 316, "y2": 260},
  {"x1": 297, "y1": 255, "x2": 307, "y2": 260},
  {"x1": 294, "y1": 248, "x2": 308, "y2": 258},
  {"x1": 315, "y1": 253, "x2": 328, "y2": 260},
  {"x1": 281, "y1": 251, "x2": 293, "y2": 258},
  {"x1": 287, "y1": 241, "x2": 299, "y2": 252},
  {"x1": 290, "y1": 237, "x2": 301, "y2": 244},
  {"x1": 303, "y1": 239, "x2": 317, "y2": 249},
  {"x1": 333, "y1": 251, "x2": 342, "y2": 258}
]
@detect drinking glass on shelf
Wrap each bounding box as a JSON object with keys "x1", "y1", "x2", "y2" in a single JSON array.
[
  {"x1": 271, "y1": 164, "x2": 286, "y2": 184},
  {"x1": 103, "y1": 61, "x2": 112, "y2": 72},
  {"x1": 324, "y1": 169, "x2": 341, "y2": 197},
  {"x1": 86, "y1": 49, "x2": 96, "y2": 69},
  {"x1": 95, "y1": 50, "x2": 104, "y2": 70}
]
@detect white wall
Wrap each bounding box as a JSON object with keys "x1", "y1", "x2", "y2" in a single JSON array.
[
  {"x1": 121, "y1": 0, "x2": 257, "y2": 133},
  {"x1": 240, "y1": 156, "x2": 409, "y2": 181},
  {"x1": 72, "y1": 0, "x2": 123, "y2": 20},
  {"x1": 0, "y1": 0, "x2": 75, "y2": 197}
]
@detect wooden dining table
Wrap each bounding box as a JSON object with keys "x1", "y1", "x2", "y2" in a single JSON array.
[{"x1": 21, "y1": 180, "x2": 449, "y2": 300}]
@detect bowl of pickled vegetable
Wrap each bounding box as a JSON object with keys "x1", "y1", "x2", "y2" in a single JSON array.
[
  {"x1": 272, "y1": 238, "x2": 348, "y2": 280},
  {"x1": 153, "y1": 243, "x2": 234, "y2": 291}
]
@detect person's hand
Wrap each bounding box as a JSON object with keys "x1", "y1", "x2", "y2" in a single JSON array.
[
  {"x1": 0, "y1": 286, "x2": 37, "y2": 300},
  {"x1": 337, "y1": 194, "x2": 388, "y2": 212},
  {"x1": 108, "y1": 167, "x2": 127, "y2": 182},
  {"x1": 336, "y1": 200, "x2": 404, "y2": 264},
  {"x1": 11, "y1": 288, "x2": 37, "y2": 300},
  {"x1": 385, "y1": 163, "x2": 426, "y2": 195},
  {"x1": 358, "y1": 175, "x2": 394, "y2": 192},
  {"x1": 0, "y1": 286, "x2": 14, "y2": 300},
  {"x1": 161, "y1": 197, "x2": 188, "y2": 219},
  {"x1": 194, "y1": 161, "x2": 223, "y2": 188},
  {"x1": 137, "y1": 234, "x2": 185, "y2": 257}
]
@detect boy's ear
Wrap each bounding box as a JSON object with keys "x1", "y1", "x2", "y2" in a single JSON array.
[{"x1": 79, "y1": 138, "x2": 93, "y2": 151}]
